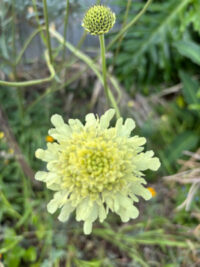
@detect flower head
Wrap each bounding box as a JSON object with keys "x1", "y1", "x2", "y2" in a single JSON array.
[
  {"x1": 82, "y1": 5, "x2": 116, "y2": 35},
  {"x1": 35, "y1": 109, "x2": 160, "y2": 234}
]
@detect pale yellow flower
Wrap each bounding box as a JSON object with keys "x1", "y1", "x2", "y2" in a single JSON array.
[{"x1": 35, "y1": 109, "x2": 160, "y2": 234}]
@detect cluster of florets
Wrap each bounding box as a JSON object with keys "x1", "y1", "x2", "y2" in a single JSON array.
[
  {"x1": 35, "y1": 110, "x2": 160, "y2": 234},
  {"x1": 82, "y1": 5, "x2": 116, "y2": 35}
]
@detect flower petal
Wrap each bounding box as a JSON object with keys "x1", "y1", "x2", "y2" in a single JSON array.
[
  {"x1": 68, "y1": 119, "x2": 84, "y2": 132},
  {"x1": 51, "y1": 114, "x2": 65, "y2": 128},
  {"x1": 114, "y1": 194, "x2": 139, "y2": 222},
  {"x1": 115, "y1": 118, "x2": 135, "y2": 137},
  {"x1": 98, "y1": 204, "x2": 107, "y2": 222},
  {"x1": 47, "y1": 199, "x2": 59, "y2": 214},
  {"x1": 47, "y1": 191, "x2": 68, "y2": 213},
  {"x1": 118, "y1": 205, "x2": 139, "y2": 222},
  {"x1": 76, "y1": 198, "x2": 91, "y2": 221},
  {"x1": 49, "y1": 114, "x2": 72, "y2": 141},
  {"x1": 58, "y1": 202, "x2": 75, "y2": 222},
  {"x1": 130, "y1": 182, "x2": 152, "y2": 200},
  {"x1": 35, "y1": 143, "x2": 59, "y2": 162},
  {"x1": 35, "y1": 171, "x2": 48, "y2": 182},
  {"x1": 134, "y1": 151, "x2": 161, "y2": 171},
  {"x1": 123, "y1": 118, "x2": 135, "y2": 137},
  {"x1": 115, "y1": 118, "x2": 123, "y2": 136},
  {"x1": 99, "y1": 109, "x2": 115, "y2": 129},
  {"x1": 129, "y1": 136, "x2": 146, "y2": 148},
  {"x1": 85, "y1": 113, "x2": 97, "y2": 127},
  {"x1": 83, "y1": 220, "x2": 92, "y2": 235}
]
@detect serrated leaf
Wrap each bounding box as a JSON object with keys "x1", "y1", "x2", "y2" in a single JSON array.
[
  {"x1": 161, "y1": 131, "x2": 199, "y2": 172},
  {"x1": 174, "y1": 39, "x2": 200, "y2": 65},
  {"x1": 179, "y1": 71, "x2": 199, "y2": 105}
]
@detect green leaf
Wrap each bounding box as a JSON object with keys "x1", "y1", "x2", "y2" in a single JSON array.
[
  {"x1": 189, "y1": 104, "x2": 200, "y2": 111},
  {"x1": 112, "y1": 0, "x2": 193, "y2": 88},
  {"x1": 179, "y1": 71, "x2": 199, "y2": 105},
  {"x1": 23, "y1": 247, "x2": 37, "y2": 262},
  {"x1": 74, "y1": 259, "x2": 102, "y2": 267},
  {"x1": 160, "y1": 131, "x2": 199, "y2": 173},
  {"x1": 174, "y1": 40, "x2": 200, "y2": 65},
  {"x1": 132, "y1": 0, "x2": 191, "y2": 59}
]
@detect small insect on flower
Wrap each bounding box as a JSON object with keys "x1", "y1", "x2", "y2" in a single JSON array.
[
  {"x1": 35, "y1": 109, "x2": 160, "y2": 234},
  {"x1": 82, "y1": 5, "x2": 116, "y2": 35}
]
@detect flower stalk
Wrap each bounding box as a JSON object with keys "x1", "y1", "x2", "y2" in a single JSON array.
[
  {"x1": 82, "y1": 5, "x2": 120, "y2": 117},
  {"x1": 43, "y1": 0, "x2": 53, "y2": 64},
  {"x1": 99, "y1": 34, "x2": 110, "y2": 106},
  {"x1": 63, "y1": 0, "x2": 70, "y2": 58},
  {"x1": 107, "y1": 0, "x2": 153, "y2": 50}
]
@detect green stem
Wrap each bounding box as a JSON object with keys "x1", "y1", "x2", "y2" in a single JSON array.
[
  {"x1": 62, "y1": 30, "x2": 87, "y2": 72},
  {"x1": 77, "y1": 30, "x2": 87, "y2": 50},
  {"x1": 63, "y1": 0, "x2": 70, "y2": 58},
  {"x1": 50, "y1": 29, "x2": 121, "y2": 118},
  {"x1": 0, "y1": 51, "x2": 55, "y2": 87},
  {"x1": 32, "y1": 0, "x2": 46, "y2": 43},
  {"x1": 99, "y1": 35, "x2": 120, "y2": 117},
  {"x1": 107, "y1": 0, "x2": 153, "y2": 50},
  {"x1": 16, "y1": 27, "x2": 45, "y2": 65},
  {"x1": 26, "y1": 33, "x2": 121, "y2": 116},
  {"x1": 112, "y1": 0, "x2": 132, "y2": 65},
  {"x1": 43, "y1": 0, "x2": 53, "y2": 64},
  {"x1": 99, "y1": 34, "x2": 109, "y2": 105},
  {"x1": 11, "y1": 0, "x2": 17, "y2": 67},
  {"x1": 26, "y1": 67, "x2": 86, "y2": 112},
  {"x1": 0, "y1": 191, "x2": 21, "y2": 219},
  {"x1": 12, "y1": 0, "x2": 24, "y2": 117},
  {"x1": 123, "y1": 0, "x2": 132, "y2": 27}
]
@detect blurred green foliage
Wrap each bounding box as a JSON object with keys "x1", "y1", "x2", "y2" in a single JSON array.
[{"x1": 111, "y1": 0, "x2": 200, "y2": 89}]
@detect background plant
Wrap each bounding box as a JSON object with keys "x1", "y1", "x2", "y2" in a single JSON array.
[{"x1": 111, "y1": 0, "x2": 200, "y2": 89}]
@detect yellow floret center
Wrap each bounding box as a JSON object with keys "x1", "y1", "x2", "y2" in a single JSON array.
[{"x1": 58, "y1": 128, "x2": 129, "y2": 199}]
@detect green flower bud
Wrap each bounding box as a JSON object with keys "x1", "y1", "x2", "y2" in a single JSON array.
[{"x1": 82, "y1": 5, "x2": 116, "y2": 35}]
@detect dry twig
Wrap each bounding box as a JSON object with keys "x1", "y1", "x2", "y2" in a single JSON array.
[{"x1": 163, "y1": 149, "x2": 200, "y2": 211}]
